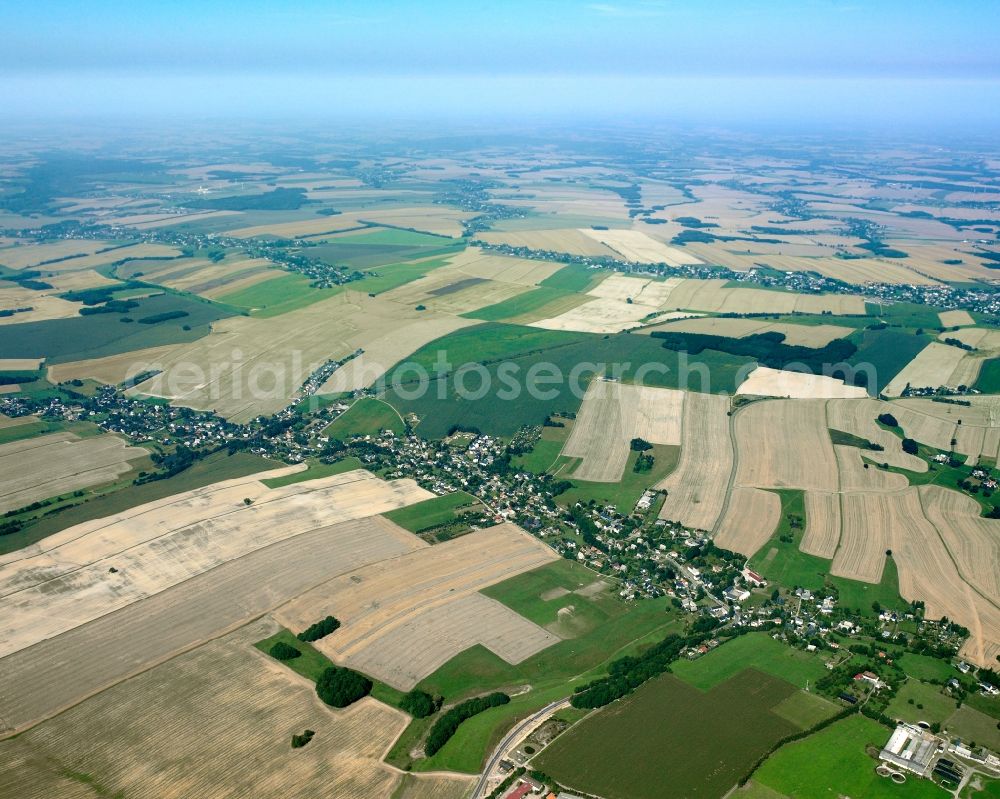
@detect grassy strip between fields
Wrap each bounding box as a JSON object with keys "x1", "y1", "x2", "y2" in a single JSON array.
[
  {"x1": 382, "y1": 490, "x2": 484, "y2": 533},
  {"x1": 254, "y1": 627, "x2": 406, "y2": 708},
  {"x1": 0, "y1": 451, "x2": 281, "y2": 555},
  {"x1": 260, "y1": 457, "x2": 364, "y2": 488}
]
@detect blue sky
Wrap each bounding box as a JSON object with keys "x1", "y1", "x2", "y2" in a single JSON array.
[{"x1": 3, "y1": 0, "x2": 1000, "y2": 125}]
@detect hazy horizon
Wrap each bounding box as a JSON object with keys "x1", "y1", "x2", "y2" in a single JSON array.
[{"x1": 4, "y1": 0, "x2": 1000, "y2": 130}]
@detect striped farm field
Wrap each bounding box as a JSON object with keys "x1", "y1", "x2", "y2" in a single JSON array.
[{"x1": 0, "y1": 621, "x2": 473, "y2": 799}]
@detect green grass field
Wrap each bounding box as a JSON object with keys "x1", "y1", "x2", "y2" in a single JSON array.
[
  {"x1": 867, "y1": 301, "x2": 946, "y2": 330},
  {"x1": 672, "y1": 633, "x2": 829, "y2": 691},
  {"x1": 962, "y1": 778, "x2": 1000, "y2": 799},
  {"x1": 750, "y1": 489, "x2": 830, "y2": 591},
  {"x1": 218, "y1": 272, "x2": 337, "y2": 317},
  {"x1": 308, "y1": 228, "x2": 462, "y2": 270},
  {"x1": 481, "y1": 560, "x2": 619, "y2": 637},
  {"x1": 974, "y1": 358, "x2": 1000, "y2": 393},
  {"x1": 553, "y1": 445, "x2": 680, "y2": 514},
  {"x1": 0, "y1": 418, "x2": 53, "y2": 444},
  {"x1": 387, "y1": 324, "x2": 756, "y2": 437},
  {"x1": 831, "y1": 556, "x2": 906, "y2": 616},
  {"x1": 848, "y1": 327, "x2": 934, "y2": 394},
  {"x1": 539, "y1": 263, "x2": 607, "y2": 292},
  {"x1": 394, "y1": 596, "x2": 682, "y2": 773},
  {"x1": 463, "y1": 285, "x2": 579, "y2": 322},
  {"x1": 260, "y1": 456, "x2": 364, "y2": 488},
  {"x1": 323, "y1": 398, "x2": 405, "y2": 439},
  {"x1": 536, "y1": 670, "x2": 801, "y2": 799},
  {"x1": 382, "y1": 490, "x2": 482, "y2": 532},
  {"x1": 351, "y1": 253, "x2": 455, "y2": 294},
  {"x1": 511, "y1": 423, "x2": 569, "y2": 473},
  {"x1": 947, "y1": 705, "x2": 1000, "y2": 751},
  {"x1": 751, "y1": 714, "x2": 949, "y2": 799},
  {"x1": 899, "y1": 653, "x2": 958, "y2": 682},
  {"x1": 887, "y1": 679, "x2": 960, "y2": 724},
  {"x1": 0, "y1": 292, "x2": 231, "y2": 363},
  {"x1": 770, "y1": 690, "x2": 841, "y2": 729}
]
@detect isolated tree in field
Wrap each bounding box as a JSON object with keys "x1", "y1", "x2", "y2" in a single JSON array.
[
  {"x1": 630, "y1": 437, "x2": 653, "y2": 451},
  {"x1": 878, "y1": 413, "x2": 898, "y2": 427},
  {"x1": 291, "y1": 729, "x2": 315, "y2": 748},
  {"x1": 901, "y1": 437, "x2": 918, "y2": 455},
  {"x1": 297, "y1": 615, "x2": 341, "y2": 642},
  {"x1": 399, "y1": 689, "x2": 439, "y2": 718},
  {"x1": 268, "y1": 641, "x2": 301, "y2": 661},
  {"x1": 316, "y1": 666, "x2": 372, "y2": 708}
]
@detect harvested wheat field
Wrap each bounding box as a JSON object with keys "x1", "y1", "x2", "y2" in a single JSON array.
[
  {"x1": 0, "y1": 285, "x2": 82, "y2": 326},
  {"x1": 579, "y1": 228, "x2": 703, "y2": 266},
  {"x1": 39, "y1": 242, "x2": 182, "y2": 271},
  {"x1": 475, "y1": 228, "x2": 619, "y2": 257},
  {"x1": 393, "y1": 773, "x2": 476, "y2": 799},
  {"x1": 0, "y1": 513, "x2": 430, "y2": 734},
  {"x1": 532, "y1": 274, "x2": 696, "y2": 334},
  {"x1": 226, "y1": 214, "x2": 366, "y2": 239},
  {"x1": 47, "y1": 344, "x2": 187, "y2": 385},
  {"x1": 128, "y1": 255, "x2": 280, "y2": 298},
  {"x1": 834, "y1": 444, "x2": 907, "y2": 491},
  {"x1": 892, "y1": 395, "x2": 1000, "y2": 464},
  {"x1": 30, "y1": 269, "x2": 119, "y2": 293},
  {"x1": 826, "y1": 398, "x2": 927, "y2": 471},
  {"x1": 0, "y1": 431, "x2": 147, "y2": 515},
  {"x1": 656, "y1": 393, "x2": 734, "y2": 531},
  {"x1": 0, "y1": 358, "x2": 42, "y2": 371},
  {"x1": 830, "y1": 487, "x2": 1000, "y2": 667},
  {"x1": 0, "y1": 413, "x2": 35, "y2": 429},
  {"x1": 378, "y1": 249, "x2": 555, "y2": 315},
  {"x1": 439, "y1": 247, "x2": 565, "y2": 285},
  {"x1": 0, "y1": 239, "x2": 118, "y2": 270},
  {"x1": 355, "y1": 206, "x2": 474, "y2": 238},
  {"x1": 894, "y1": 395, "x2": 1000, "y2": 428},
  {"x1": 800, "y1": 491, "x2": 842, "y2": 558},
  {"x1": 129, "y1": 291, "x2": 453, "y2": 421},
  {"x1": 713, "y1": 487, "x2": 780, "y2": 557},
  {"x1": 654, "y1": 278, "x2": 866, "y2": 316},
  {"x1": 0, "y1": 468, "x2": 431, "y2": 657},
  {"x1": 885, "y1": 401, "x2": 963, "y2": 451},
  {"x1": 108, "y1": 209, "x2": 241, "y2": 230},
  {"x1": 919, "y1": 486, "x2": 1000, "y2": 605},
  {"x1": 832, "y1": 491, "x2": 902, "y2": 584},
  {"x1": 939, "y1": 310, "x2": 976, "y2": 327},
  {"x1": 319, "y1": 314, "x2": 477, "y2": 394},
  {"x1": 883, "y1": 342, "x2": 972, "y2": 396},
  {"x1": 275, "y1": 523, "x2": 558, "y2": 689},
  {"x1": 559, "y1": 380, "x2": 684, "y2": 482},
  {"x1": 640, "y1": 316, "x2": 853, "y2": 347},
  {"x1": 897, "y1": 488, "x2": 1000, "y2": 667},
  {"x1": 734, "y1": 399, "x2": 838, "y2": 491},
  {"x1": 736, "y1": 366, "x2": 868, "y2": 399},
  {"x1": 0, "y1": 620, "x2": 465, "y2": 799}
]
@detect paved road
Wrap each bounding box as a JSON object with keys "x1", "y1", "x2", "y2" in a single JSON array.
[{"x1": 472, "y1": 698, "x2": 571, "y2": 798}]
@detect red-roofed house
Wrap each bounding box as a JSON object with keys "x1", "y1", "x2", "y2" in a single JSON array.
[{"x1": 504, "y1": 782, "x2": 536, "y2": 799}]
